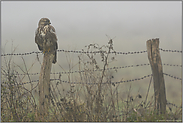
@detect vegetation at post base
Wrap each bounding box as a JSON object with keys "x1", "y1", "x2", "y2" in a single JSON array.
[{"x1": 1, "y1": 39, "x2": 182, "y2": 122}]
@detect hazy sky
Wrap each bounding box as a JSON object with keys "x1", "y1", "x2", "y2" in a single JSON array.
[
  {"x1": 2, "y1": 1, "x2": 182, "y2": 53},
  {"x1": 1, "y1": 1, "x2": 182, "y2": 73},
  {"x1": 1, "y1": 1, "x2": 182, "y2": 104}
]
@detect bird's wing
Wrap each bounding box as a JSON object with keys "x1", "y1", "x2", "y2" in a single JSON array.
[
  {"x1": 45, "y1": 25, "x2": 58, "y2": 48},
  {"x1": 49, "y1": 25, "x2": 57, "y2": 43},
  {"x1": 44, "y1": 25, "x2": 58, "y2": 64}
]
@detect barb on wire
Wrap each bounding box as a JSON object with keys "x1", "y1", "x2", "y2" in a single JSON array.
[
  {"x1": 1, "y1": 74, "x2": 152, "y2": 85},
  {"x1": 163, "y1": 73, "x2": 182, "y2": 80},
  {"x1": 159, "y1": 48, "x2": 182, "y2": 53},
  {"x1": 163, "y1": 63, "x2": 182, "y2": 67}
]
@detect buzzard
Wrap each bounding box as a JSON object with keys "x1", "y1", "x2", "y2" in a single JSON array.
[{"x1": 35, "y1": 18, "x2": 58, "y2": 64}]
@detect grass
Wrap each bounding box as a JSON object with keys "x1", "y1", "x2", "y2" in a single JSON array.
[{"x1": 1, "y1": 38, "x2": 182, "y2": 122}]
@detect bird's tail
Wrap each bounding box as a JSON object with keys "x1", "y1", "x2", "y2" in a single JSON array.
[{"x1": 52, "y1": 51, "x2": 57, "y2": 64}]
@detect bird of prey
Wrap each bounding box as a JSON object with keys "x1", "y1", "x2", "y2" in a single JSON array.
[{"x1": 35, "y1": 18, "x2": 58, "y2": 64}]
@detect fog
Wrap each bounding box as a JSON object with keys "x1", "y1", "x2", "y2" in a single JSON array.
[
  {"x1": 1, "y1": 1, "x2": 182, "y2": 104},
  {"x1": 2, "y1": 1, "x2": 181, "y2": 51}
]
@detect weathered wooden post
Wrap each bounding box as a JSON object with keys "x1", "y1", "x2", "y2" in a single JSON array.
[
  {"x1": 146, "y1": 38, "x2": 166, "y2": 114},
  {"x1": 38, "y1": 52, "x2": 54, "y2": 120}
]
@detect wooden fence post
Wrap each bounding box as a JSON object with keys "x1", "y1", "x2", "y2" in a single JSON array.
[
  {"x1": 146, "y1": 38, "x2": 166, "y2": 114},
  {"x1": 38, "y1": 52, "x2": 54, "y2": 120}
]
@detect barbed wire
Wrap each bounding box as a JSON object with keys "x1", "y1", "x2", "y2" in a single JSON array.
[
  {"x1": 2, "y1": 74, "x2": 152, "y2": 85},
  {"x1": 1, "y1": 51, "x2": 41, "y2": 57},
  {"x1": 9, "y1": 63, "x2": 150, "y2": 76},
  {"x1": 0, "y1": 50, "x2": 147, "y2": 56},
  {"x1": 1, "y1": 48, "x2": 181, "y2": 57},
  {"x1": 163, "y1": 73, "x2": 182, "y2": 80},
  {"x1": 1, "y1": 47, "x2": 181, "y2": 85},
  {"x1": 163, "y1": 63, "x2": 182, "y2": 67},
  {"x1": 159, "y1": 48, "x2": 182, "y2": 53},
  {"x1": 167, "y1": 101, "x2": 181, "y2": 109},
  {"x1": 4, "y1": 63, "x2": 181, "y2": 76},
  {"x1": 2, "y1": 72, "x2": 181, "y2": 86}
]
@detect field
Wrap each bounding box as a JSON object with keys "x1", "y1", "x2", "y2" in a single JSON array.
[{"x1": 1, "y1": 40, "x2": 182, "y2": 122}]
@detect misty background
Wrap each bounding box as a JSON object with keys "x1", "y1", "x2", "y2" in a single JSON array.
[{"x1": 1, "y1": 1, "x2": 182, "y2": 105}]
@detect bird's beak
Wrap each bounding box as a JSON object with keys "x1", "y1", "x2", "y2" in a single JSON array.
[{"x1": 49, "y1": 22, "x2": 51, "y2": 24}]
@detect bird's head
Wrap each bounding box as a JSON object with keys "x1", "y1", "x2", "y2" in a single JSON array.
[{"x1": 38, "y1": 18, "x2": 51, "y2": 27}]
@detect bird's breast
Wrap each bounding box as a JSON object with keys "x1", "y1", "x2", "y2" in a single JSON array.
[{"x1": 40, "y1": 30, "x2": 46, "y2": 37}]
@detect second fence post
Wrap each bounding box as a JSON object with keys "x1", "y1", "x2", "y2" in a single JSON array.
[{"x1": 146, "y1": 38, "x2": 166, "y2": 114}]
